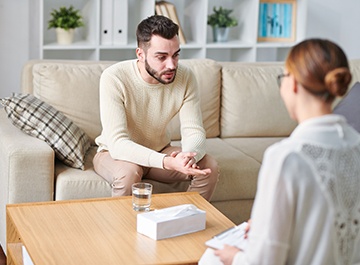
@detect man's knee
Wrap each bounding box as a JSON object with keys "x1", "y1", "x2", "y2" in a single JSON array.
[
  {"x1": 112, "y1": 167, "x2": 143, "y2": 196},
  {"x1": 200, "y1": 154, "x2": 219, "y2": 181}
]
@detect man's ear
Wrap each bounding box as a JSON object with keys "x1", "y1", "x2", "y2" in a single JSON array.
[{"x1": 136, "y1": 48, "x2": 144, "y2": 62}]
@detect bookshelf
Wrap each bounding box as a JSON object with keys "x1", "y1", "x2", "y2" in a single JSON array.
[{"x1": 30, "y1": 0, "x2": 308, "y2": 62}]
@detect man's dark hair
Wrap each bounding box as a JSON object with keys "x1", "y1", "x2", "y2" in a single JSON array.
[{"x1": 136, "y1": 15, "x2": 179, "y2": 49}]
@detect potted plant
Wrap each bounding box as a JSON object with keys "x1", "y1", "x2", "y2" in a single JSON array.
[
  {"x1": 48, "y1": 5, "x2": 84, "y2": 45},
  {"x1": 207, "y1": 6, "x2": 238, "y2": 42}
]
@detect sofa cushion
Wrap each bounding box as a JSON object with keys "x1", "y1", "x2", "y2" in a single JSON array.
[
  {"x1": 333, "y1": 82, "x2": 360, "y2": 132},
  {"x1": 1, "y1": 94, "x2": 90, "y2": 170},
  {"x1": 220, "y1": 62, "x2": 297, "y2": 137},
  {"x1": 54, "y1": 137, "x2": 278, "y2": 202},
  {"x1": 32, "y1": 62, "x2": 115, "y2": 144},
  {"x1": 222, "y1": 137, "x2": 284, "y2": 163},
  {"x1": 55, "y1": 147, "x2": 190, "y2": 200},
  {"x1": 167, "y1": 59, "x2": 221, "y2": 139}
]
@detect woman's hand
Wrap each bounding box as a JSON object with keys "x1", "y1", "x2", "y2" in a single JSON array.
[
  {"x1": 244, "y1": 219, "x2": 251, "y2": 239},
  {"x1": 214, "y1": 245, "x2": 240, "y2": 265}
]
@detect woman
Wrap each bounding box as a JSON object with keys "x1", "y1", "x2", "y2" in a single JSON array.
[{"x1": 199, "y1": 38, "x2": 360, "y2": 265}]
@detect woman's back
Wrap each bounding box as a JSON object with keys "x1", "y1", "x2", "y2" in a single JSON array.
[
  {"x1": 199, "y1": 38, "x2": 360, "y2": 265},
  {"x1": 259, "y1": 114, "x2": 360, "y2": 265}
]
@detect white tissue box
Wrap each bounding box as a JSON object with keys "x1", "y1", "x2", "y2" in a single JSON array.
[{"x1": 137, "y1": 204, "x2": 206, "y2": 240}]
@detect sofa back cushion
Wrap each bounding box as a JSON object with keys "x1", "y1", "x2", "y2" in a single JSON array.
[
  {"x1": 26, "y1": 59, "x2": 221, "y2": 144},
  {"x1": 32, "y1": 62, "x2": 114, "y2": 144},
  {"x1": 167, "y1": 59, "x2": 221, "y2": 139},
  {"x1": 220, "y1": 62, "x2": 297, "y2": 138}
]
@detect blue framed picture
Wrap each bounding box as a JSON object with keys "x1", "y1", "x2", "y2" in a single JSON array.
[{"x1": 258, "y1": 0, "x2": 296, "y2": 42}]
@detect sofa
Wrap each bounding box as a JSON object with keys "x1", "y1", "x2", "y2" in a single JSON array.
[{"x1": 1, "y1": 58, "x2": 360, "y2": 252}]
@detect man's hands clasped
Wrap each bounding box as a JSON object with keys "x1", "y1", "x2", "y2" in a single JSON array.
[{"x1": 163, "y1": 151, "x2": 211, "y2": 176}]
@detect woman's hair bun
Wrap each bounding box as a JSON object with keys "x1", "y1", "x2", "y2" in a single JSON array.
[{"x1": 324, "y1": 67, "x2": 352, "y2": 97}]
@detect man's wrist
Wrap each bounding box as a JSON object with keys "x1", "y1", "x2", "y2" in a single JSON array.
[{"x1": 162, "y1": 155, "x2": 170, "y2": 170}]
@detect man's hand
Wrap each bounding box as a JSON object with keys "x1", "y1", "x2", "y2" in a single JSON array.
[{"x1": 163, "y1": 151, "x2": 211, "y2": 176}]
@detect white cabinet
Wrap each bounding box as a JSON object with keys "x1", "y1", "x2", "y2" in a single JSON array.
[{"x1": 31, "y1": 0, "x2": 307, "y2": 62}]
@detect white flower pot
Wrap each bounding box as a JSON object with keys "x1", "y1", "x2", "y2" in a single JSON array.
[{"x1": 56, "y1": 28, "x2": 75, "y2": 45}]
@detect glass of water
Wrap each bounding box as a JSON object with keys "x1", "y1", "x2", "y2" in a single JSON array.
[{"x1": 132, "y1": 182, "x2": 152, "y2": 211}]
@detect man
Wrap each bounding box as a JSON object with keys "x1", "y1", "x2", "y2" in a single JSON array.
[{"x1": 93, "y1": 15, "x2": 219, "y2": 201}]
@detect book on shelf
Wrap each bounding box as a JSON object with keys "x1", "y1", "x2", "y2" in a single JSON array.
[
  {"x1": 155, "y1": 3, "x2": 162, "y2": 18},
  {"x1": 158, "y1": 1, "x2": 170, "y2": 18},
  {"x1": 155, "y1": 1, "x2": 186, "y2": 45}
]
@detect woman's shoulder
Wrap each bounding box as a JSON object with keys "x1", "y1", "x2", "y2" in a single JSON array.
[{"x1": 264, "y1": 138, "x2": 300, "y2": 158}]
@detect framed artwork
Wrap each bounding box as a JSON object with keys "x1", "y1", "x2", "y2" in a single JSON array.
[{"x1": 257, "y1": 0, "x2": 297, "y2": 42}]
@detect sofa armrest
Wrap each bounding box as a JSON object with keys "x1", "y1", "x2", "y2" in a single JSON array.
[
  {"x1": 0, "y1": 110, "x2": 55, "y2": 204},
  {"x1": 0, "y1": 109, "x2": 56, "y2": 252}
]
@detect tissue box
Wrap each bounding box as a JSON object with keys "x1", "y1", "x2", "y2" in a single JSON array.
[{"x1": 137, "y1": 204, "x2": 206, "y2": 240}]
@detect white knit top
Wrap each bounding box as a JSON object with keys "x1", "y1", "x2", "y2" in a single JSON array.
[
  {"x1": 95, "y1": 60, "x2": 206, "y2": 169},
  {"x1": 233, "y1": 115, "x2": 360, "y2": 265}
]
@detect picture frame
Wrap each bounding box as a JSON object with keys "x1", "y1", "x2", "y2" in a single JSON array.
[{"x1": 257, "y1": 0, "x2": 297, "y2": 42}]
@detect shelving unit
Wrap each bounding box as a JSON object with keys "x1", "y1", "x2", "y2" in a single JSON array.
[{"x1": 30, "y1": 0, "x2": 307, "y2": 62}]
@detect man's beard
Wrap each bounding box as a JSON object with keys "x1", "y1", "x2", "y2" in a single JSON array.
[{"x1": 145, "y1": 59, "x2": 177, "y2": 84}]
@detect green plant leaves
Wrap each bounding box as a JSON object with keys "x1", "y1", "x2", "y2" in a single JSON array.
[
  {"x1": 48, "y1": 5, "x2": 84, "y2": 30},
  {"x1": 207, "y1": 6, "x2": 238, "y2": 28}
]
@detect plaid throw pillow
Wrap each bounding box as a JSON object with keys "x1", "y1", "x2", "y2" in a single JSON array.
[{"x1": 1, "y1": 94, "x2": 90, "y2": 170}]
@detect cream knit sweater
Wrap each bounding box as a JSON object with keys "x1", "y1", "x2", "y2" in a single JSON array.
[{"x1": 95, "y1": 60, "x2": 206, "y2": 169}]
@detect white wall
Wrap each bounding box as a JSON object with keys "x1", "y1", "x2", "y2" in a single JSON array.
[
  {"x1": 0, "y1": 1, "x2": 29, "y2": 98},
  {"x1": 0, "y1": 1, "x2": 360, "y2": 98},
  {"x1": 305, "y1": 0, "x2": 360, "y2": 60}
]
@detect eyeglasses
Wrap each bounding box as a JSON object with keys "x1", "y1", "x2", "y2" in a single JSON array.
[{"x1": 277, "y1": 73, "x2": 290, "y2": 88}]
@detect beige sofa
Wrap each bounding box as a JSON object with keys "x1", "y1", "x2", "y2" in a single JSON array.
[{"x1": 1, "y1": 58, "x2": 360, "y2": 252}]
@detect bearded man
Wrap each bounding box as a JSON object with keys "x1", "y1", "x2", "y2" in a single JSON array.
[{"x1": 93, "y1": 15, "x2": 219, "y2": 200}]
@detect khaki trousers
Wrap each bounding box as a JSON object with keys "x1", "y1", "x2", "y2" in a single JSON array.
[{"x1": 93, "y1": 146, "x2": 219, "y2": 201}]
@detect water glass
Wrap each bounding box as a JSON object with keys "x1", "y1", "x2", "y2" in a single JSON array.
[{"x1": 132, "y1": 182, "x2": 152, "y2": 211}]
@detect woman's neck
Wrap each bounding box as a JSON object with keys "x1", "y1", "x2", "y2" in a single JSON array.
[{"x1": 296, "y1": 97, "x2": 333, "y2": 123}]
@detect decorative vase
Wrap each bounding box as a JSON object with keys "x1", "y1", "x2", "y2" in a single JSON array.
[
  {"x1": 212, "y1": 26, "x2": 229, "y2": 42},
  {"x1": 56, "y1": 28, "x2": 75, "y2": 45}
]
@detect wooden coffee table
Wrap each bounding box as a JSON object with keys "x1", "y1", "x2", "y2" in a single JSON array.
[{"x1": 7, "y1": 192, "x2": 235, "y2": 265}]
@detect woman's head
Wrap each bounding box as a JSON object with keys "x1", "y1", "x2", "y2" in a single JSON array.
[{"x1": 285, "y1": 38, "x2": 352, "y2": 102}]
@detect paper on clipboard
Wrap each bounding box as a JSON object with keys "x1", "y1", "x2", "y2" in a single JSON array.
[{"x1": 205, "y1": 222, "x2": 248, "y2": 250}]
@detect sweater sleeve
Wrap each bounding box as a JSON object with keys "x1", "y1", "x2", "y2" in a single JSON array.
[
  {"x1": 95, "y1": 63, "x2": 166, "y2": 169},
  {"x1": 178, "y1": 68, "x2": 206, "y2": 162}
]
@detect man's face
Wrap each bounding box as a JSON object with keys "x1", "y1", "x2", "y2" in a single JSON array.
[{"x1": 137, "y1": 35, "x2": 180, "y2": 84}]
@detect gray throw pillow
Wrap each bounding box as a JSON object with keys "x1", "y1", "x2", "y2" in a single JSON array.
[
  {"x1": 1, "y1": 94, "x2": 90, "y2": 170},
  {"x1": 333, "y1": 82, "x2": 360, "y2": 133}
]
